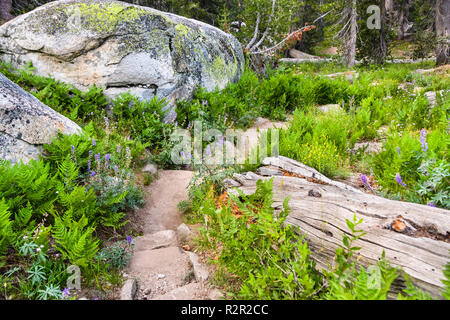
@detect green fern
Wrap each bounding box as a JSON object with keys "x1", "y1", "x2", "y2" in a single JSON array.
[
  {"x1": 52, "y1": 214, "x2": 99, "y2": 269},
  {"x1": 0, "y1": 200, "x2": 13, "y2": 260}
]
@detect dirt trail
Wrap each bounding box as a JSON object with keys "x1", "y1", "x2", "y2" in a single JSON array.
[
  {"x1": 123, "y1": 119, "x2": 291, "y2": 300},
  {"x1": 139, "y1": 170, "x2": 192, "y2": 234},
  {"x1": 124, "y1": 170, "x2": 221, "y2": 300}
]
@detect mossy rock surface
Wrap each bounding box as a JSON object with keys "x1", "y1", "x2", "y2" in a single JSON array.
[{"x1": 0, "y1": 0, "x2": 244, "y2": 119}]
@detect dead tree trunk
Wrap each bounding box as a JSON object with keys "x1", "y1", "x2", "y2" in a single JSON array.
[
  {"x1": 435, "y1": 0, "x2": 449, "y2": 66},
  {"x1": 227, "y1": 156, "x2": 450, "y2": 299},
  {"x1": 347, "y1": 0, "x2": 357, "y2": 67}
]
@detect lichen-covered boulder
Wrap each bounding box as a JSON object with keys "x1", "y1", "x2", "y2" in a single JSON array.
[
  {"x1": 0, "y1": 0, "x2": 245, "y2": 120},
  {"x1": 0, "y1": 72, "x2": 81, "y2": 164}
]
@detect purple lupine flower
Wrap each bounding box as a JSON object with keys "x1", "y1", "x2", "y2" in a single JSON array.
[
  {"x1": 180, "y1": 151, "x2": 185, "y2": 158},
  {"x1": 395, "y1": 173, "x2": 406, "y2": 187},
  {"x1": 126, "y1": 235, "x2": 132, "y2": 245},
  {"x1": 90, "y1": 171, "x2": 96, "y2": 177},
  {"x1": 187, "y1": 122, "x2": 192, "y2": 130},
  {"x1": 427, "y1": 202, "x2": 436, "y2": 207},
  {"x1": 105, "y1": 154, "x2": 110, "y2": 167},
  {"x1": 62, "y1": 288, "x2": 70, "y2": 299},
  {"x1": 114, "y1": 165, "x2": 119, "y2": 176},
  {"x1": 92, "y1": 138, "x2": 96, "y2": 146},
  {"x1": 95, "y1": 153, "x2": 101, "y2": 162},
  {"x1": 420, "y1": 129, "x2": 428, "y2": 152},
  {"x1": 71, "y1": 145, "x2": 75, "y2": 154},
  {"x1": 104, "y1": 117, "x2": 109, "y2": 127},
  {"x1": 396, "y1": 146, "x2": 401, "y2": 157},
  {"x1": 360, "y1": 174, "x2": 373, "y2": 191},
  {"x1": 224, "y1": 113, "x2": 228, "y2": 122},
  {"x1": 87, "y1": 159, "x2": 91, "y2": 171},
  {"x1": 117, "y1": 145, "x2": 121, "y2": 153},
  {"x1": 89, "y1": 150, "x2": 93, "y2": 158}
]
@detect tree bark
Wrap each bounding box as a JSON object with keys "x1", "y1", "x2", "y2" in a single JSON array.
[
  {"x1": 435, "y1": 0, "x2": 450, "y2": 66},
  {"x1": 227, "y1": 156, "x2": 450, "y2": 299},
  {"x1": 0, "y1": 0, "x2": 14, "y2": 22},
  {"x1": 377, "y1": 0, "x2": 387, "y2": 63},
  {"x1": 347, "y1": 0, "x2": 357, "y2": 67}
]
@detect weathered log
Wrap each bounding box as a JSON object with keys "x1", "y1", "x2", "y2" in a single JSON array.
[{"x1": 227, "y1": 156, "x2": 450, "y2": 298}]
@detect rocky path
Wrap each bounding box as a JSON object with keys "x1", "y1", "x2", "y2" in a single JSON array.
[
  {"x1": 121, "y1": 118, "x2": 291, "y2": 300},
  {"x1": 122, "y1": 170, "x2": 221, "y2": 300}
]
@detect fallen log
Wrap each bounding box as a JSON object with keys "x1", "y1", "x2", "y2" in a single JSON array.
[{"x1": 226, "y1": 156, "x2": 450, "y2": 298}]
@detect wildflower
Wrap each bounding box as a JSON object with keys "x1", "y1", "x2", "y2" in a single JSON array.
[
  {"x1": 117, "y1": 145, "x2": 121, "y2": 153},
  {"x1": 23, "y1": 235, "x2": 27, "y2": 240},
  {"x1": 105, "y1": 154, "x2": 110, "y2": 167},
  {"x1": 71, "y1": 145, "x2": 75, "y2": 154},
  {"x1": 420, "y1": 129, "x2": 428, "y2": 152},
  {"x1": 396, "y1": 146, "x2": 401, "y2": 157},
  {"x1": 36, "y1": 247, "x2": 41, "y2": 252},
  {"x1": 395, "y1": 173, "x2": 406, "y2": 187},
  {"x1": 88, "y1": 159, "x2": 91, "y2": 171},
  {"x1": 180, "y1": 151, "x2": 185, "y2": 158},
  {"x1": 92, "y1": 138, "x2": 96, "y2": 146},
  {"x1": 89, "y1": 150, "x2": 93, "y2": 158},
  {"x1": 104, "y1": 117, "x2": 109, "y2": 127},
  {"x1": 90, "y1": 171, "x2": 96, "y2": 177},
  {"x1": 95, "y1": 153, "x2": 101, "y2": 162},
  {"x1": 174, "y1": 121, "x2": 178, "y2": 127},
  {"x1": 427, "y1": 202, "x2": 436, "y2": 207},
  {"x1": 62, "y1": 288, "x2": 70, "y2": 299},
  {"x1": 360, "y1": 174, "x2": 373, "y2": 191},
  {"x1": 187, "y1": 122, "x2": 192, "y2": 130},
  {"x1": 114, "y1": 165, "x2": 119, "y2": 176},
  {"x1": 126, "y1": 235, "x2": 132, "y2": 245}
]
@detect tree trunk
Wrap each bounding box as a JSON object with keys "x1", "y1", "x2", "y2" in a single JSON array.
[
  {"x1": 227, "y1": 156, "x2": 450, "y2": 299},
  {"x1": 435, "y1": 0, "x2": 450, "y2": 66},
  {"x1": 377, "y1": 0, "x2": 387, "y2": 63},
  {"x1": 347, "y1": 0, "x2": 357, "y2": 67},
  {"x1": 0, "y1": 0, "x2": 14, "y2": 22}
]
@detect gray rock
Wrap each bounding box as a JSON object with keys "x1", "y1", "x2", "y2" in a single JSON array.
[
  {"x1": 120, "y1": 278, "x2": 137, "y2": 300},
  {"x1": 425, "y1": 90, "x2": 445, "y2": 108},
  {"x1": 317, "y1": 104, "x2": 341, "y2": 114},
  {"x1": 325, "y1": 71, "x2": 359, "y2": 82},
  {"x1": 352, "y1": 141, "x2": 383, "y2": 154},
  {"x1": 0, "y1": 0, "x2": 244, "y2": 117},
  {"x1": 176, "y1": 223, "x2": 191, "y2": 241},
  {"x1": 133, "y1": 230, "x2": 178, "y2": 252},
  {"x1": 142, "y1": 162, "x2": 157, "y2": 175},
  {"x1": 0, "y1": 72, "x2": 81, "y2": 164},
  {"x1": 186, "y1": 251, "x2": 209, "y2": 282},
  {"x1": 223, "y1": 178, "x2": 242, "y2": 188}
]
